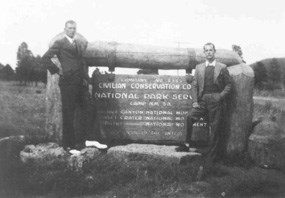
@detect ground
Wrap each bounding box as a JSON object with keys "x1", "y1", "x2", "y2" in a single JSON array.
[
  {"x1": 0, "y1": 81, "x2": 46, "y2": 139},
  {"x1": 1, "y1": 80, "x2": 285, "y2": 198}
]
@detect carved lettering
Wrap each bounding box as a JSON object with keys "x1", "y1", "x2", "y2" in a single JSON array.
[
  {"x1": 99, "y1": 82, "x2": 127, "y2": 89},
  {"x1": 92, "y1": 74, "x2": 203, "y2": 143}
]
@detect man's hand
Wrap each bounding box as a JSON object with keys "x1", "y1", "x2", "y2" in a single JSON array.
[
  {"x1": 192, "y1": 102, "x2": 200, "y2": 108},
  {"x1": 186, "y1": 75, "x2": 193, "y2": 84},
  {"x1": 213, "y1": 93, "x2": 222, "y2": 102}
]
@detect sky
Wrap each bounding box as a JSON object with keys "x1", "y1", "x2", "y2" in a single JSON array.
[{"x1": 1, "y1": 0, "x2": 285, "y2": 71}]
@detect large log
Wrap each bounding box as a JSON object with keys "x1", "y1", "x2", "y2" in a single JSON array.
[
  {"x1": 49, "y1": 35, "x2": 242, "y2": 70},
  {"x1": 84, "y1": 41, "x2": 243, "y2": 70},
  {"x1": 225, "y1": 64, "x2": 254, "y2": 156}
]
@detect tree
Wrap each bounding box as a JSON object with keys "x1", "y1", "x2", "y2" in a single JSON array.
[
  {"x1": 267, "y1": 58, "x2": 281, "y2": 89},
  {"x1": 17, "y1": 42, "x2": 33, "y2": 61},
  {"x1": 31, "y1": 55, "x2": 47, "y2": 85},
  {"x1": 0, "y1": 64, "x2": 15, "y2": 81},
  {"x1": 0, "y1": 62, "x2": 4, "y2": 70},
  {"x1": 16, "y1": 42, "x2": 34, "y2": 85},
  {"x1": 232, "y1": 44, "x2": 246, "y2": 63},
  {"x1": 253, "y1": 61, "x2": 267, "y2": 90},
  {"x1": 15, "y1": 42, "x2": 46, "y2": 85},
  {"x1": 283, "y1": 67, "x2": 285, "y2": 90},
  {"x1": 16, "y1": 55, "x2": 33, "y2": 85}
]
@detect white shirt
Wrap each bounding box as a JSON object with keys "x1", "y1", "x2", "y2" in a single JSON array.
[
  {"x1": 65, "y1": 34, "x2": 74, "y2": 44},
  {"x1": 205, "y1": 60, "x2": 216, "y2": 67}
]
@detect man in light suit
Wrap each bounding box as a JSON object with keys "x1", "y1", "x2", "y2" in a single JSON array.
[
  {"x1": 42, "y1": 20, "x2": 107, "y2": 151},
  {"x1": 176, "y1": 43, "x2": 232, "y2": 163}
]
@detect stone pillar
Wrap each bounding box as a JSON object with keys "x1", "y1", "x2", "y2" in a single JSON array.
[
  {"x1": 45, "y1": 72, "x2": 92, "y2": 144},
  {"x1": 45, "y1": 71, "x2": 62, "y2": 142},
  {"x1": 225, "y1": 63, "x2": 254, "y2": 156}
]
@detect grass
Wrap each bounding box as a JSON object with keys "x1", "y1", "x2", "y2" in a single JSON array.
[
  {"x1": 254, "y1": 88, "x2": 285, "y2": 98},
  {"x1": 0, "y1": 81, "x2": 46, "y2": 140},
  {"x1": 1, "y1": 81, "x2": 285, "y2": 197},
  {"x1": 1, "y1": 152, "x2": 200, "y2": 197},
  {"x1": 5, "y1": 155, "x2": 284, "y2": 198},
  {"x1": 207, "y1": 165, "x2": 285, "y2": 198},
  {"x1": 253, "y1": 92, "x2": 285, "y2": 130}
]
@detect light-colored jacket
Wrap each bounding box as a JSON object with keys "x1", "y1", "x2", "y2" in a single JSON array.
[{"x1": 192, "y1": 61, "x2": 232, "y2": 103}]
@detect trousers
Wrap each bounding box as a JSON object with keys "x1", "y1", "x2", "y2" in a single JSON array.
[
  {"x1": 60, "y1": 83, "x2": 84, "y2": 148},
  {"x1": 60, "y1": 82, "x2": 104, "y2": 148},
  {"x1": 187, "y1": 93, "x2": 223, "y2": 162}
]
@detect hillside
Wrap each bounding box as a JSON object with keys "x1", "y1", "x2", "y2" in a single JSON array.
[
  {"x1": 250, "y1": 57, "x2": 285, "y2": 90},
  {"x1": 250, "y1": 57, "x2": 285, "y2": 69}
]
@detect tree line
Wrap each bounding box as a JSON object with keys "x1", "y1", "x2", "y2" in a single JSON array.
[
  {"x1": 251, "y1": 58, "x2": 285, "y2": 90},
  {"x1": 15, "y1": 42, "x2": 47, "y2": 86},
  {"x1": 0, "y1": 63, "x2": 15, "y2": 81}
]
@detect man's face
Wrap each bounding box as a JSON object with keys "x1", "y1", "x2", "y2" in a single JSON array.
[
  {"x1": 64, "y1": 23, "x2": 77, "y2": 38},
  {"x1": 204, "y1": 44, "x2": 216, "y2": 61}
]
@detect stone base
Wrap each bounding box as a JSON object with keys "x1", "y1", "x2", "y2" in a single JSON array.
[
  {"x1": 19, "y1": 143, "x2": 202, "y2": 171},
  {"x1": 108, "y1": 144, "x2": 202, "y2": 165},
  {"x1": 249, "y1": 120, "x2": 285, "y2": 170},
  {"x1": 0, "y1": 136, "x2": 26, "y2": 175}
]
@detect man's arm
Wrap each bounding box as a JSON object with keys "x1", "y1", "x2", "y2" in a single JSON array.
[
  {"x1": 82, "y1": 60, "x2": 89, "y2": 86},
  {"x1": 220, "y1": 67, "x2": 232, "y2": 99},
  {"x1": 42, "y1": 41, "x2": 61, "y2": 75}
]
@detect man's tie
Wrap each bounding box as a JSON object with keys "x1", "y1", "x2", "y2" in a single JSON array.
[
  {"x1": 72, "y1": 40, "x2": 76, "y2": 48},
  {"x1": 72, "y1": 40, "x2": 80, "y2": 55}
]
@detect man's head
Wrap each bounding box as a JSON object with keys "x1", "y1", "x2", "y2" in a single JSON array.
[
  {"x1": 203, "y1": 42, "x2": 216, "y2": 62},
  {"x1": 64, "y1": 20, "x2": 77, "y2": 38}
]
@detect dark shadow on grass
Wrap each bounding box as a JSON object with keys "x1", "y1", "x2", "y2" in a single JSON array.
[
  {"x1": 235, "y1": 180, "x2": 280, "y2": 197},
  {"x1": 220, "y1": 152, "x2": 256, "y2": 169}
]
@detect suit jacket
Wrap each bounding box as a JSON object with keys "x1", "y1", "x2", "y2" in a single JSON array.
[
  {"x1": 42, "y1": 37, "x2": 88, "y2": 85},
  {"x1": 192, "y1": 61, "x2": 232, "y2": 103}
]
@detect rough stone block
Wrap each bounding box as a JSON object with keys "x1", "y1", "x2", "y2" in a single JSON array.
[
  {"x1": 0, "y1": 135, "x2": 26, "y2": 175},
  {"x1": 248, "y1": 120, "x2": 285, "y2": 170},
  {"x1": 19, "y1": 143, "x2": 202, "y2": 173},
  {"x1": 107, "y1": 144, "x2": 201, "y2": 165},
  {"x1": 20, "y1": 142, "x2": 67, "y2": 166}
]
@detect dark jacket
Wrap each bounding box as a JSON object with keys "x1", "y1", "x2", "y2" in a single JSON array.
[
  {"x1": 192, "y1": 61, "x2": 232, "y2": 103},
  {"x1": 42, "y1": 37, "x2": 87, "y2": 85}
]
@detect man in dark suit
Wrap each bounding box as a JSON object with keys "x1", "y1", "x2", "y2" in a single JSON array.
[
  {"x1": 42, "y1": 20, "x2": 107, "y2": 151},
  {"x1": 176, "y1": 43, "x2": 232, "y2": 163}
]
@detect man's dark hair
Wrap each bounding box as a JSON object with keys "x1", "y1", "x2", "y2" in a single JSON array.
[
  {"x1": 203, "y1": 42, "x2": 216, "y2": 51},
  {"x1": 65, "y1": 20, "x2": 76, "y2": 27}
]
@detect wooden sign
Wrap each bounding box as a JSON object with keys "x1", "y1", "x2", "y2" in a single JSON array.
[{"x1": 92, "y1": 74, "x2": 207, "y2": 144}]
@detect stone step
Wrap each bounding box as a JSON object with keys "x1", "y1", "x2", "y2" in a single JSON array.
[
  {"x1": 108, "y1": 144, "x2": 202, "y2": 165},
  {"x1": 19, "y1": 142, "x2": 202, "y2": 171}
]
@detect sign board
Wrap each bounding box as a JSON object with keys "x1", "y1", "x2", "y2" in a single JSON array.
[{"x1": 92, "y1": 74, "x2": 208, "y2": 144}]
